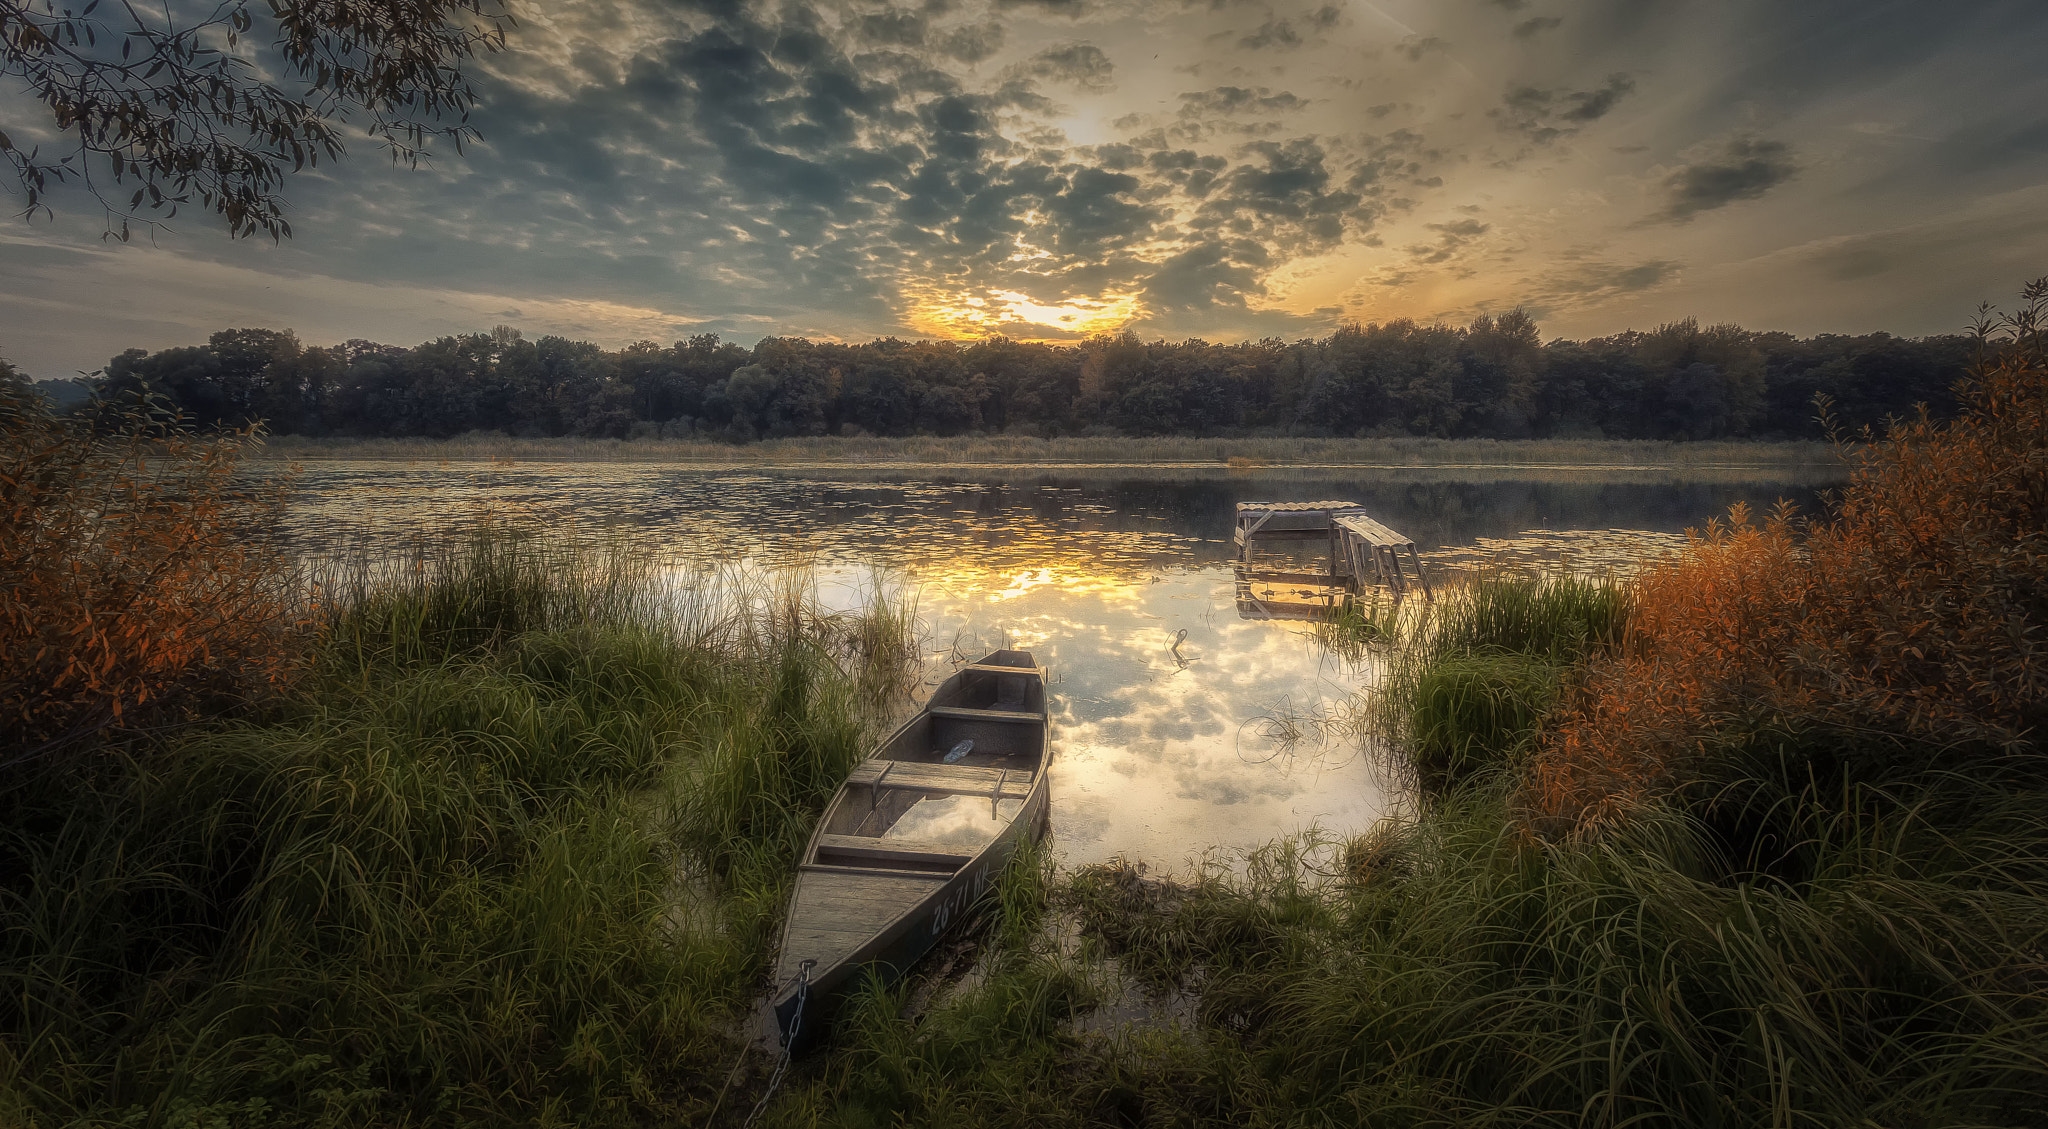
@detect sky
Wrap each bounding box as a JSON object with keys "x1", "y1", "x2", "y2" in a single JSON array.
[{"x1": 5, "y1": 0, "x2": 2048, "y2": 379}]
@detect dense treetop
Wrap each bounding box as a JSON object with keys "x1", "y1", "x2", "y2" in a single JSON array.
[{"x1": 40, "y1": 312, "x2": 1975, "y2": 442}]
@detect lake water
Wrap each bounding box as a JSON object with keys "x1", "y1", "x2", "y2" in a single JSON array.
[{"x1": 280, "y1": 459, "x2": 1838, "y2": 874}]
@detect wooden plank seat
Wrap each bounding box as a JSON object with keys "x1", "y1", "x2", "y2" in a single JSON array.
[
  {"x1": 845, "y1": 760, "x2": 1035, "y2": 798},
  {"x1": 814, "y1": 834, "x2": 974, "y2": 868},
  {"x1": 928, "y1": 705, "x2": 1043, "y2": 724},
  {"x1": 955, "y1": 662, "x2": 1045, "y2": 676},
  {"x1": 797, "y1": 863, "x2": 963, "y2": 881}
]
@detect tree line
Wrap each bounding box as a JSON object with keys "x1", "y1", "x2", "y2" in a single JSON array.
[{"x1": 34, "y1": 310, "x2": 1978, "y2": 441}]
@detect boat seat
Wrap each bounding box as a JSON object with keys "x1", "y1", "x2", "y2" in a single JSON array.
[
  {"x1": 957, "y1": 663, "x2": 1044, "y2": 677},
  {"x1": 815, "y1": 834, "x2": 973, "y2": 868},
  {"x1": 929, "y1": 705, "x2": 1043, "y2": 724},
  {"x1": 846, "y1": 760, "x2": 1034, "y2": 798}
]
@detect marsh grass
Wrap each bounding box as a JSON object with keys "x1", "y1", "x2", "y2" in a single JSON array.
[
  {"x1": 1370, "y1": 576, "x2": 1631, "y2": 794},
  {"x1": 0, "y1": 525, "x2": 917, "y2": 1128},
  {"x1": 1036, "y1": 777, "x2": 2048, "y2": 1127}
]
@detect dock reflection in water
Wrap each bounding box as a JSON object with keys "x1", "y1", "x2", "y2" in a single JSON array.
[{"x1": 279, "y1": 460, "x2": 1835, "y2": 874}]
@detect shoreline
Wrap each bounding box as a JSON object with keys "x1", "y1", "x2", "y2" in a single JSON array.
[{"x1": 254, "y1": 433, "x2": 1844, "y2": 471}]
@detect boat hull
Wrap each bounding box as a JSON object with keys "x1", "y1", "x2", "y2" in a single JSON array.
[
  {"x1": 769, "y1": 782, "x2": 1047, "y2": 1050},
  {"x1": 765, "y1": 651, "x2": 1051, "y2": 1053}
]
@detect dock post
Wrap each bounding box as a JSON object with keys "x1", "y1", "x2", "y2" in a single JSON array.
[{"x1": 1409, "y1": 544, "x2": 1434, "y2": 601}]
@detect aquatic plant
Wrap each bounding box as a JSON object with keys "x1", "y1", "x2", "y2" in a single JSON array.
[
  {"x1": 1373, "y1": 575, "x2": 1630, "y2": 793},
  {"x1": 773, "y1": 835, "x2": 1103, "y2": 1129},
  {"x1": 1046, "y1": 778, "x2": 2048, "y2": 1128}
]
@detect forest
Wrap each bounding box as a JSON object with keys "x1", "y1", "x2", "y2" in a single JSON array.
[{"x1": 33, "y1": 310, "x2": 1974, "y2": 441}]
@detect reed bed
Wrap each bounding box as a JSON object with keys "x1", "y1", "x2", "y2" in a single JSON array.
[
  {"x1": 0, "y1": 527, "x2": 918, "y2": 1128},
  {"x1": 1373, "y1": 577, "x2": 1632, "y2": 796},
  {"x1": 254, "y1": 432, "x2": 1839, "y2": 470}
]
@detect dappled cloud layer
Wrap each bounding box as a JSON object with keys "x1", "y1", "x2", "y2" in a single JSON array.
[{"x1": 5, "y1": 1, "x2": 2047, "y2": 376}]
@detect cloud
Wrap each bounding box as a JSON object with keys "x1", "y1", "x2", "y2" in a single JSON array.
[
  {"x1": 1015, "y1": 42, "x2": 1117, "y2": 91},
  {"x1": 1494, "y1": 73, "x2": 1635, "y2": 143},
  {"x1": 856, "y1": 9, "x2": 927, "y2": 48},
  {"x1": 1512, "y1": 16, "x2": 1562, "y2": 38},
  {"x1": 1655, "y1": 137, "x2": 1798, "y2": 222},
  {"x1": 1143, "y1": 240, "x2": 1265, "y2": 312},
  {"x1": 996, "y1": 0, "x2": 1086, "y2": 13},
  {"x1": 1177, "y1": 86, "x2": 1308, "y2": 118},
  {"x1": 1238, "y1": 18, "x2": 1302, "y2": 50},
  {"x1": 936, "y1": 20, "x2": 1005, "y2": 63},
  {"x1": 1407, "y1": 218, "x2": 1489, "y2": 263},
  {"x1": 1397, "y1": 35, "x2": 1448, "y2": 62},
  {"x1": 1534, "y1": 258, "x2": 1680, "y2": 301},
  {"x1": 1192, "y1": 137, "x2": 1377, "y2": 254}
]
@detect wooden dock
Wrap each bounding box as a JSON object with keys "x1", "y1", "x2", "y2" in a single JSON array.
[{"x1": 1233, "y1": 501, "x2": 1432, "y2": 619}]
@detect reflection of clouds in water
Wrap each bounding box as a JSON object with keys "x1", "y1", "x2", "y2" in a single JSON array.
[
  {"x1": 884, "y1": 795, "x2": 1026, "y2": 850},
  {"x1": 1173, "y1": 772, "x2": 1304, "y2": 807},
  {"x1": 279, "y1": 462, "x2": 1821, "y2": 876},
  {"x1": 911, "y1": 566, "x2": 1389, "y2": 873}
]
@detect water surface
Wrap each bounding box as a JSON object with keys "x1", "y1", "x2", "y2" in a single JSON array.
[{"x1": 283, "y1": 461, "x2": 1834, "y2": 872}]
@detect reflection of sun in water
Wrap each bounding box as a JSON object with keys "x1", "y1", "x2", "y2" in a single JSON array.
[
  {"x1": 906, "y1": 287, "x2": 1142, "y2": 340},
  {"x1": 989, "y1": 568, "x2": 1055, "y2": 601},
  {"x1": 919, "y1": 563, "x2": 1148, "y2": 605}
]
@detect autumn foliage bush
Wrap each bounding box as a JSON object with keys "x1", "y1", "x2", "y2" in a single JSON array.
[
  {"x1": 1523, "y1": 281, "x2": 2048, "y2": 836},
  {"x1": 0, "y1": 373, "x2": 304, "y2": 764}
]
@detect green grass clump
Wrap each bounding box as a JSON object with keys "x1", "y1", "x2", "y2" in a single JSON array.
[
  {"x1": 1376, "y1": 576, "x2": 1629, "y2": 793},
  {"x1": 0, "y1": 528, "x2": 910, "y2": 1128},
  {"x1": 1404, "y1": 652, "x2": 1560, "y2": 788},
  {"x1": 1046, "y1": 770, "x2": 2048, "y2": 1127},
  {"x1": 1413, "y1": 573, "x2": 1630, "y2": 663}
]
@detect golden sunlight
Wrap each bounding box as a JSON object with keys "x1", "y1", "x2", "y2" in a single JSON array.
[{"x1": 904, "y1": 287, "x2": 1143, "y2": 340}]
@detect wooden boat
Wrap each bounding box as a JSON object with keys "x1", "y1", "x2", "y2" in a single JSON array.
[{"x1": 764, "y1": 649, "x2": 1051, "y2": 1051}]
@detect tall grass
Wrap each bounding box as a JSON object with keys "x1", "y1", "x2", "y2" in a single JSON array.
[
  {"x1": 1041, "y1": 778, "x2": 2048, "y2": 1127},
  {"x1": 768, "y1": 835, "x2": 1110, "y2": 1128},
  {"x1": 1371, "y1": 576, "x2": 1631, "y2": 794},
  {"x1": 0, "y1": 527, "x2": 916, "y2": 1127}
]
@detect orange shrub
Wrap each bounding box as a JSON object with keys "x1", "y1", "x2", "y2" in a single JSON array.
[
  {"x1": 1, "y1": 377, "x2": 306, "y2": 765},
  {"x1": 1524, "y1": 282, "x2": 2048, "y2": 836}
]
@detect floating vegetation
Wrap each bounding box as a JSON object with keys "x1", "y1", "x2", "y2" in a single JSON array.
[{"x1": 1421, "y1": 527, "x2": 1691, "y2": 579}]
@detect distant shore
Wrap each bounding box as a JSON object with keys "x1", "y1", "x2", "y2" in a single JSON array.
[{"x1": 254, "y1": 433, "x2": 1843, "y2": 471}]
